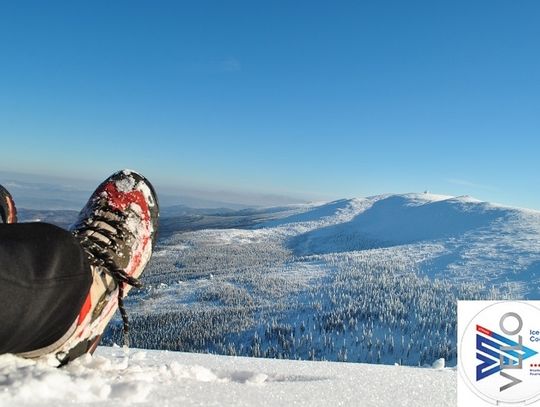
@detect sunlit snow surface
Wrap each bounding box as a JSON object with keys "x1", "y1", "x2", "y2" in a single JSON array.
[
  {"x1": 6, "y1": 192, "x2": 538, "y2": 406},
  {"x1": 0, "y1": 346, "x2": 455, "y2": 406},
  {"x1": 101, "y1": 193, "x2": 540, "y2": 367}
]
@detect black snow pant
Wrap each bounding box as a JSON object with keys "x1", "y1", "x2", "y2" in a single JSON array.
[{"x1": 0, "y1": 222, "x2": 92, "y2": 354}]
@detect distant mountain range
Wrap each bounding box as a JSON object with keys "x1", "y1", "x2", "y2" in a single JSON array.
[{"x1": 0, "y1": 170, "x2": 305, "y2": 210}]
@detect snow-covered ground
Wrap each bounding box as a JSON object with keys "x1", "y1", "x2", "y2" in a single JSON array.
[
  {"x1": 101, "y1": 193, "x2": 540, "y2": 367},
  {"x1": 0, "y1": 346, "x2": 455, "y2": 406},
  {"x1": 7, "y1": 192, "x2": 539, "y2": 406}
]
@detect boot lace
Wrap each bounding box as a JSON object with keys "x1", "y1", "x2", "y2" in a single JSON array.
[{"x1": 74, "y1": 207, "x2": 142, "y2": 347}]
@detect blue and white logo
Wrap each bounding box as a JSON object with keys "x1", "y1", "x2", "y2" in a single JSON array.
[{"x1": 459, "y1": 301, "x2": 540, "y2": 406}]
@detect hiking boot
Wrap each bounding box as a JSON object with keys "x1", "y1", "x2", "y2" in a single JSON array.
[
  {"x1": 0, "y1": 184, "x2": 17, "y2": 223},
  {"x1": 19, "y1": 170, "x2": 159, "y2": 366}
]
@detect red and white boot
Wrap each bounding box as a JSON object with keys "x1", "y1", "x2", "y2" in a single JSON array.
[{"x1": 18, "y1": 170, "x2": 159, "y2": 366}]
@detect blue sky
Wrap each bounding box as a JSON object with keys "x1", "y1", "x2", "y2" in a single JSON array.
[{"x1": 1, "y1": 1, "x2": 539, "y2": 208}]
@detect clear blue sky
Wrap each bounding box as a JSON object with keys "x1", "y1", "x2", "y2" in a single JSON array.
[{"x1": 1, "y1": 1, "x2": 539, "y2": 208}]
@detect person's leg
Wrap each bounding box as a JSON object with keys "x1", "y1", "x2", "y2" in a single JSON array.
[
  {"x1": 0, "y1": 170, "x2": 158, "y2": 366},
  {"x1": 0, "y1": 222, "x2": 92, "y2": 354}
]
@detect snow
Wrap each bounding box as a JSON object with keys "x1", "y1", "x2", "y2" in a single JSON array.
[
  {"x1": 5, "y1": 191, "x2": 537, "y2": 406},
  {"x1": 287, "y1": 194, "x2": 506, "y2": 253},
  {"x1": 257, "y1": 194, "x2": 540, "y2": 296},
  {"x1": 115, "y1": 192, "x2": 540, "y2": 369},
  {"x1": 0, "y1": 346, "x2": 456, "y2": 406},
  {"x1": 432, "y1": 358, "x2": 445, "y2": 369},
  {"x1": 114, "y1": 176, "x2": 136, "y2": 193}
]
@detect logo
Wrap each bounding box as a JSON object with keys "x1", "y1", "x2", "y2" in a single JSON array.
[{"x1": 459, "y1": 301, "x2": 540, "y2": 405}]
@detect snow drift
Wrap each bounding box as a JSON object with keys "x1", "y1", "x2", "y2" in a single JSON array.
[{"x1": 0, "y1": 346, "x2": 456, "y2": 406}]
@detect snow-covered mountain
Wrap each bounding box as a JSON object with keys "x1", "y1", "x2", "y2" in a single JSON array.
[
  {"x1": 266, "y1": 193, "x2": 540, "y2": 296},
  {"x1": 97, "y1": 193, "x2": 540, "y2": 368},
  {"x1": 4, "y1": 192, "x2": 540, "y2": 406},
  {"x1": 0, "y1": 346, "x2": 455, "y2": 407}
]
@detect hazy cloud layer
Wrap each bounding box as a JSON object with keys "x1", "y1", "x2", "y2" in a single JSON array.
[{"x1": 0, "y1": 171, "x2": 306, "y2": 210}]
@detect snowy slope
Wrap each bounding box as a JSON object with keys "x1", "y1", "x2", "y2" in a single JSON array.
[
  {"x1": 262, "y1": 193, "x2": 540, "y2": 296},
  {"x1": 288, "y1": 194, "x2": 505, "y2": 252},
  {"x1": 108, "y1": 193, "x2": 540, "y2": 368},
  {"x1": 0, "y1": 346, "x2": 455, "y2": 407},
  {"x1": 4, "y1": 192, "x2": 536, "y2": 406}
]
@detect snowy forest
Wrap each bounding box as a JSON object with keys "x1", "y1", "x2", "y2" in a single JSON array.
[{"x1": 99, "y1": 193, "x2": 539, "y2": 367}]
